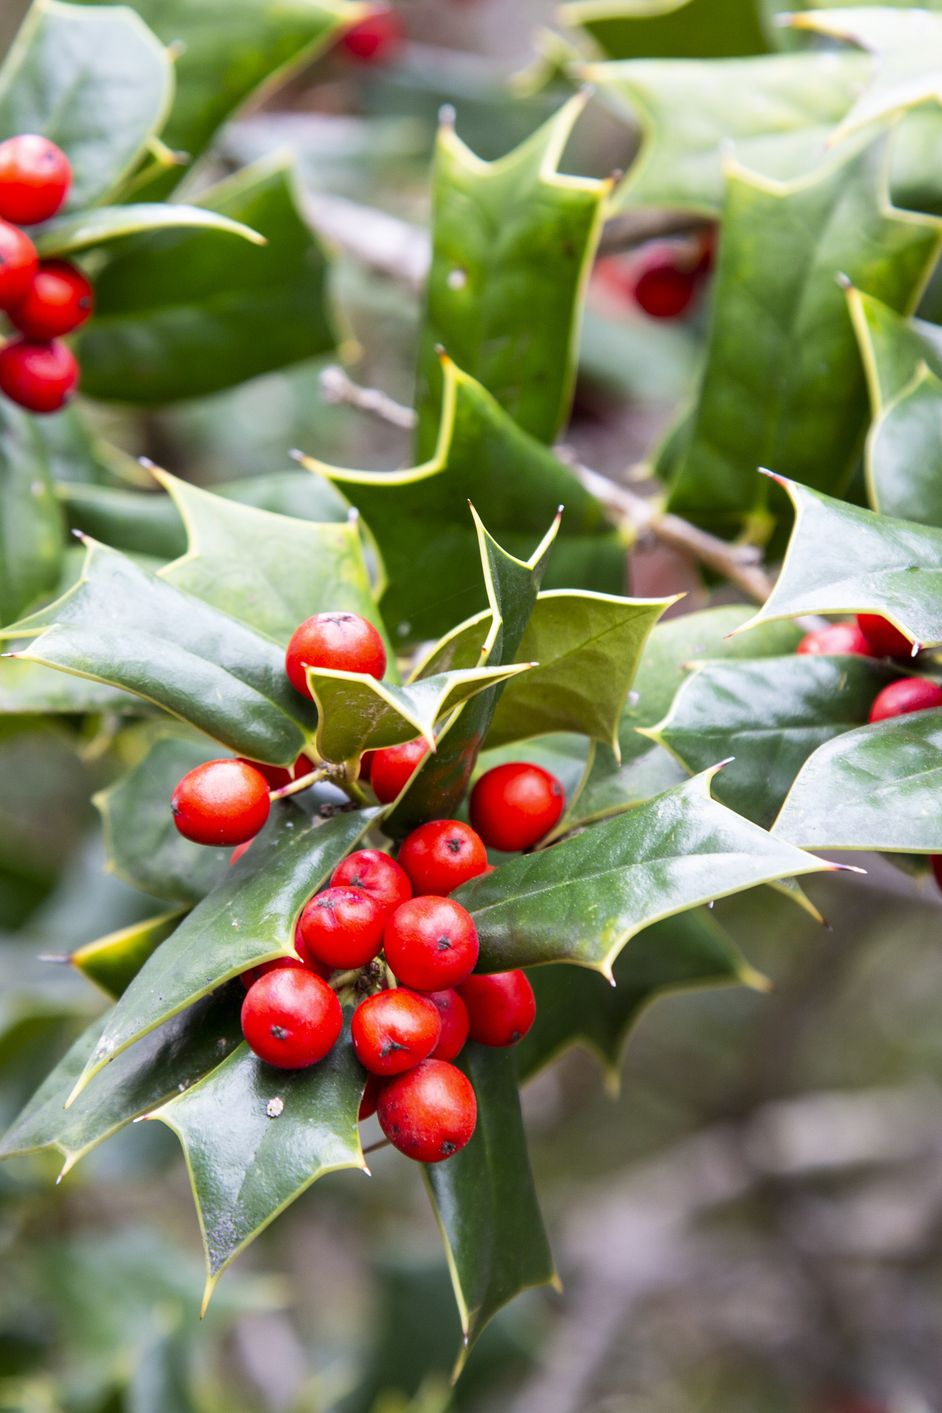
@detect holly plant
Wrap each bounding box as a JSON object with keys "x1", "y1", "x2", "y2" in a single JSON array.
[{"x1": 5, "y1": 0, "x2": 942, "y2": 1382}]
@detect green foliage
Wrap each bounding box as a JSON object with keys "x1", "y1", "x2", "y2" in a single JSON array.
[
  {"x1": 0, "y1": 401, "x2": 63, "y2": 624},
  {"x1": 561, "y1": 0, "x2": 771, "y2": 59},
  {"x1": 70, "y1": 909, "x2": 188, "y2": 997}
]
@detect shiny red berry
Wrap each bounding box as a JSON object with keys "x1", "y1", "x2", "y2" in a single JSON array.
[
  {"x1": 0, "y1": 337, "x2": 78, "y2": 413},
  {"x1": 171, "y1": 758, "x2": 271, "y2": 846},
  {"x1": 797, "y1": 622, "x2": 871, "y2": 657},
  {"x1": 0, "y1": 220, "x2": 37, "y2": 309},
  {"x1": 241, "y1": 967, "x2": 342, "y2": 1069},
  {"x1": 377, "y1": 1058, "x2": 477, "y2": 1162},
  {"x1": 297, "y1": 886, "x2": 385, "y2": 970},
  {"x1": 0, "y1": 136, "x2": 71, "y2": 225},
  {"x1": 341, "y1": 9, "x2": 403, "y2": 63},
  {"x1": 868, "y1": 677, "x2": 942, "y2": 724},
  {"x1": 856, "y1": 614, "x2": 913, "y2": 659},
  {"x1": 359, "y1": 1073, "x2": 382, "y2": 1120},
  {"x1": 459, "y1": 971, "x2": 536, "y2": 1047},
  {"x1": 239, "y1": 955, "x2": 307, "y2": 990},
  {"x1": 285, "y1": 611, "x2": 386, "y2": 699},
  {"x1": 9, "y1": 260, "x2": 92, "y2": 339},
  {"x1": 330, "y1": 848, "x2": 412, "y2": 915},
  {"x1": 425, "y1": 989, "x2": 469, "y2": 1061},
  {"x1": 397, "y1": 819, "x2": 488, "y2": 896},
  {"x1": 369, "y1": 737, "x2": 429, "y2": 803},
  {"x1": 632, "y1": 249, "x2": 699, "y2": 319},
  {"x1": 470, "y1": 762, "x2": 564, "y2": 852},
  {"x1": 384, "y1": 896, "x2": 479, "y2": 990},
  {"x1": 352, "y1": 988, "x2": 442, "y2": 1075}
]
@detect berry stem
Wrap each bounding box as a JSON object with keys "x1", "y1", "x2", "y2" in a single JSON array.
[
  {"x1": 362, "y1": 1137, "x2": 392, "y2": 1156},
  {"x1": 268, "y1": 767, "x2": 330, "y2": 801}
]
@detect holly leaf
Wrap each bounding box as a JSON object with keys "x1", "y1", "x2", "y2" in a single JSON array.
[
  {"x1": 774, "y1": 709, "x2": 942, "y2": 851},
  {"x1": 425, "y1": 1044, "x2": 556, "y2": 1370},
  {"x1": 0, "y1": 400, "x2": 63, "y2": 624},
  {"x1": 0, "y1": 985, "x2": 242, "y2": 1179},
  {"x1": 849, "y1": 284, "x2": 942, "y2": 408},
  {"x1": 517, "y1": 910, "x2": 766, "y2": 1085},
  {"x1": 298, "y1": 359, "x2": 622, "y2": 648},
  {"x1": 645, "y1": 653, "x2": 892, "y2": 826},
  {"x1": 415, "y1": 94, "x2": 609, "y2": 454},
  {"x1": 666, "y1": 137, "x2": 942, "y2": 540},
  {"x1": 70, "y1": 908, "x2": 188, "y2": 999},
  {"x1": 0, "y1": 0, "x2": 172, "y2": 210},
  {"x1": 35, "y1": 203, "x2": 263, "y2": 257},
  {"x1": 560, "y1": 0, "x2": 770, "y2": 58},
  {"x1": 76, "y1": 0, "x2": 362, "y2": 200},
  {"x1": 1, "y1": 541, "x2": 316, "y2": 765},
  {"x1": 67, "y1": 805, "x2": 376, "y2": 1103},
  {"x1": 94, "y1": 736, "x2": 233, "y2": 905},
  {"x1": 307, "y1": 661, "x2": 534, "y2": 764},
  {"x1": 0, "y1": 657, "x2": 140, "y2": 716},
  {"x1": 78, "y1": 157, "x2": 338, "y2": 404},
  {"x1": 153, "y1": 1026, "x2": 365, "y2": 1305},
  {"x1": 736, "y1": 475, "x2": 942, "y2": 650},
  {"x1": 594, "y1": 51, "x2": 868, "y2": 215},
  {"x1": 458, "y1": 770, "x2": 833, "y2": 976},
  {"x1": 154, "y1": 470, "x2": 383, "y2": 649}
]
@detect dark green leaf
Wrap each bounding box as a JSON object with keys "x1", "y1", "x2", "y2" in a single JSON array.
[
  {"x1": 459, "y1": 770, "x2": 832, "y2": 975},
  {"x1": 415, "y1": 94, "x2": 608, "y2": 454},
  {"x1": 36, "y1": 202, "x2": 263, "y2": 256},
  {"x1": 425, "y1": 1044, "x2": 556, "y2": 1368},
  {"x1": 154, "y1": 1025, "x2": 365, "y2": 1300},
  {"x1": 70, "y1": 908, "x2": 188, "y2": 998},
  {"x1": 0, "y1": 400, "x2": 63, "y2": 623},
  {"x1": 68, "y1": 806, "x2": 376, "y2": 1101},
  {"x1": 561, "y1": 0, "x2": 770, "y2": 58},
  {"x1": 0, "y1": 0, "x2": 172, "y2": 210}
]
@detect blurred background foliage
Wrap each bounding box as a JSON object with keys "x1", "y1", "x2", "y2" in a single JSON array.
[{"x1": 2, "y1": 1, "x2": 941, "y2": 1410}]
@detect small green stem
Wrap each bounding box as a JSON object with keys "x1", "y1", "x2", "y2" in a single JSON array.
[{"x1": 269, "y1": 767, "x2": 330, "y2": 801}]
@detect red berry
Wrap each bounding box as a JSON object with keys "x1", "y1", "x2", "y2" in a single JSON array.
[
  {"x1": 397, "y1": 819, "x2": 488, "y2": 896},
  {"x1": 341, "y1": 8, "x2": 403, "y2": 63},
  {"x1": 241, "y1": 967, "x2": 342, "y2": 1069},
  {"x1": 297, "y1": 886, "x2": 385, "y2": 970},
  {"x1": 0, "y1": 337, "x2": 78, "y2": 413},
  {"x1": 383, "y1": 896, "x2": 479, "y2": 990},
  {"x1": 868, "y1": 677, "x2": 942, "y2": 724},
  {"x1": 0, "y1": 136, "x2": 71, "y2": 225},
  {"x1": 239, "y1": 955, "x2": 307, "y2": 990},
  {"x1": 0, "y1": 220, "x2": 37, "y2": 309},
  {"x1": 856, "y1": 613, "x2": 914, "y2": 658},
  {"x1": 469, "y1": 762, "x2": 564, "y2": 852},
  {"x1": 369, "y1": 737, "x2": 429, "y2": 803},
  {"x1": 285, "y1": 611, "x2": 386, "y2": 699},
  {"x1": 171, "y1": 758, "x2": 271, "y2": 846},
  {"x1": 351, "y1": 988, "x2": 442, "y2": 1075},
  {"x1": 9, "y1": 259, "x2": 92, "y2": 339},
  {"x1": 236, "y1": 752, "x2": 314, "y2": 791},
  {"x1": 425, "y1": 989, "x2": 469, "y2": 1061},
  {"x1": 330, "y1": 848, "x2": 412, "y2": 915},
  {"x1": 797, "y1": 622, "x2": 871, "y2": 656},
  {"x1": 459, "y1": 971, "x2": 536, "y2": 1047},
  {"x1": 377, "y1": 1059, "x2": 477, "y2": 1162},
  {"x1": 359, "y1": 1073, "x2": 382, "y2": 1120},
  {"x1": 632, "y1": 249, "x2": 699, "y2": 319}
]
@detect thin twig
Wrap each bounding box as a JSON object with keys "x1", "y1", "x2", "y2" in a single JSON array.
[
  {"x1": 321, "y1": 366, "x2": 417, "y2": 431},
  {"x1": 362, "y1": 1136, "x2": 392, "y2": 1156},
  {"x1": 269, "y1": 767, "x2": 330, "y2": 801}
]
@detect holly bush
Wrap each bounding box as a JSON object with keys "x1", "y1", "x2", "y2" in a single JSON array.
[{"x1": 4, "y1": 0, "x2": 942, "y2": 1394}]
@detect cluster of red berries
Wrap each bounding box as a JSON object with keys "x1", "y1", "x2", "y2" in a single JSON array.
[
  {"x1": 0, "y1": 135, "x2": 91, "y2": 414},
  {"x1": 168, "y1": 611, "x2": 564, "y2": 1162},
  {"x1": 594, "y1": 230, "x2": 715, "y2": 321}
]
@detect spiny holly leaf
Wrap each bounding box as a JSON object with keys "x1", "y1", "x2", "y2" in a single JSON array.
[
  {"x1": 95, "y1": 737, "x2": 232, "y2": 905},
  {"x1": 75, "y1": 0, "x2": 363, "y2": 200},
  {"x1": 415, "y1": 93, "x2": 609, "y2": 455},
  {"x1": 572, "y1": 607, "x2": 803, "y2": 830},
  {"x1": 425, "y1": 1044, "x2": 556, "y2": 1370},
  {"x1": 458, "y1": 770, "x2": 833, "y2": 976},
  {"x1": 848, "y1": 284, "x2": 942, "y2": 407},
  {"x1": 307, "y1": 662, "x2": 534, "y2": 764},
  {"x1": 0, "y1": 985, "x2": 242, "y2": 1179},
  {"x1": 666, "y1": 136, "x2": 942, "y2": 541},
  {"x1": 517, "y1": 910, "x2": 766, "y2": 1085},
  {"x1": 70, "y1": 909, "x2": 188, "y2": 998},
  {"x1": 154, "y1": 470, "x2": 383, "y2": 650},
  {"x1": 594, "y1": 51, "x2": 868, "y2": 215},
  {"x1": 560, "y1": 0, "x2": 770, "y2": 58},
  {"x1": 736, "y1": 476, "x2": 942, "y2": 650},
  {"x1": 298, "y1": 359, "x2": 623, "y2": 648},
  {"x1": 67, "y1": 806, "x2": 376, "y2": 1103},
  {"x1": 0, "y1": 0, "x2": 172, "y2": 210},
  {"x1": 1, "y1": 541, "x2": 316, "y2": 765},
  {"x1": 153, "y1": 1027, "x2": 365, "y2": 1304},
  {"x1": 645, "y1": 654, "x2": 892, "y2": 827},
  {"x1": 36, "y1": 203, "x2": 263, "y2": 257},
  {"x1": 383, "y1": 512, "x2": 558, "y2": 836},
  {"x1": 774, "y1": 709, "x2": 942, "y2": 851},
  {"x1": 788, "y1": 7, "x2": 942, "y2": 143},
  {"x1": 0, "y1": 400, "x2": 63, "y2": 624},
  {"x1": 78, "y1": 157, "x2": 338, "y2": 404}
]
